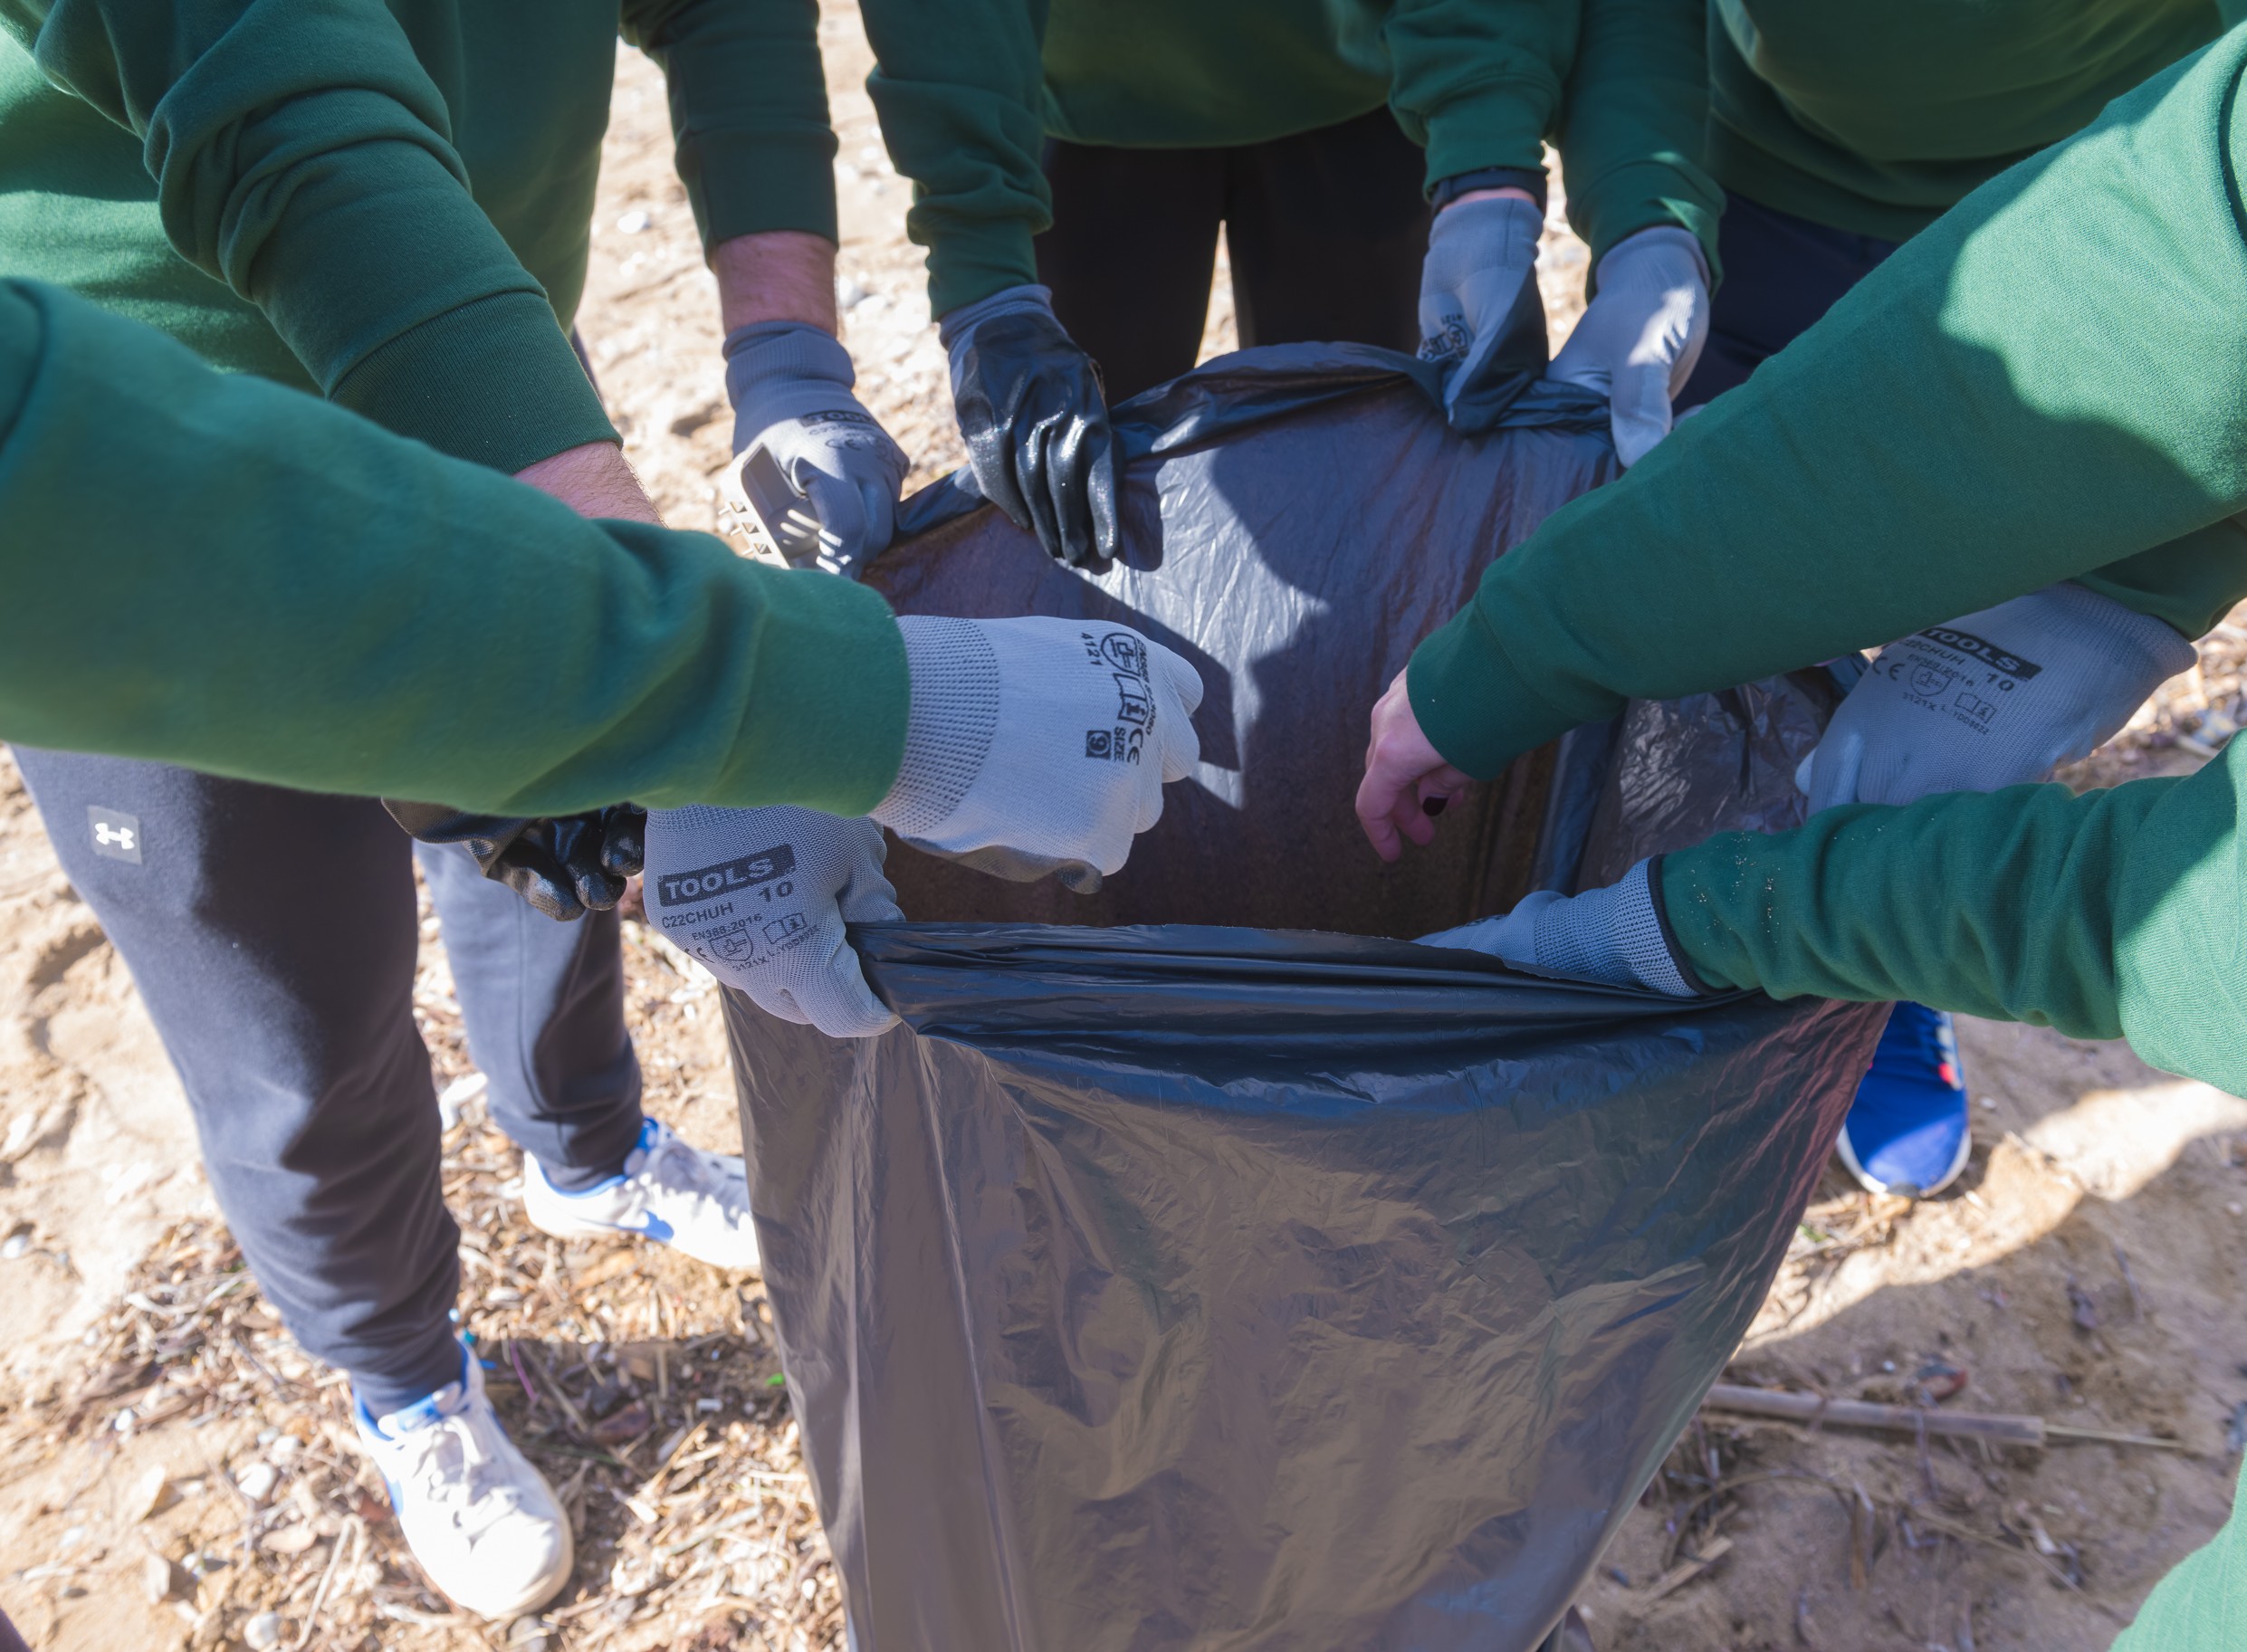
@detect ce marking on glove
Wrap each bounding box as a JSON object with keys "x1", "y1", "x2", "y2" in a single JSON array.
[{"x1": 1082, "y1": 629, "x2": 1158, "y2": 763}]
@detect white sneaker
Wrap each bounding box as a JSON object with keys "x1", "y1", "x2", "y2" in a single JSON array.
[
  {"x1": 521, "y1": 1117, "x2": 761, "y2": 1272},
  {"x1": 354, "y1": 1344, "x2": 574, "y2": 1619}
]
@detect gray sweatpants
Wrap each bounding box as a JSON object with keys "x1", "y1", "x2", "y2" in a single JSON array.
[{"x1": 14, "y1": 750, "x2": 642, "y2": 1413}]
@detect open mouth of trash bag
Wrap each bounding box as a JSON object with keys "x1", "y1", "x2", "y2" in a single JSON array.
[{"x1": 722, "y1": 345, "x2": 1888, "y2": 1652}]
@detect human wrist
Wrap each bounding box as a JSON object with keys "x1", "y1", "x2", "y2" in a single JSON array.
[
  {"x1": 1439, "y1": 186, "x2": 1539, "y2": 216},
  {"x1": 1653, "y1": 848, "x2": 1749, "y2": 995},
  {"x1": 2044, "y1": 580, "x2": 2196, "y2": 674},
  {"x1": 713, "y1": 230, "x2": 838, "y2": 334},
  {"x1": 1430, "y1": 167, "x2": 1547, "y2": 214},
  {"x1": 1597, "y1": 225, "x2": 1711, "y2": 291},
  {"x1": 868, "y1": 616, "x2": 998, "y2": 836},
  {"x1": 936, "y1": 283, "x2": 1054, "y2": 350},
  {"x1": 1405, "y1": 604, "x2": 1590, "y2": 782},
  {"x1": 1546, "y1": 861, "x2": 1701, "y2": 997},
  {"x1": 513, "y1": 441, "x2": 661, "y2": 525},
  {"x1": 723, "y1": 322, "x2": 858, "y2": 424}
]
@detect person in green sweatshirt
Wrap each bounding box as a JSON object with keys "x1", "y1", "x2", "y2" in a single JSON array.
[
  {"x1": 0, "y1": 272, "x2": 1203, "y2": 1616},
  {"x1": 1354, "y1": 24, "x2": 2247, "y2": 1638},
  {"x1": 1598, "y1": 0, "x2": 2247, "y2": 1199},
  {"x1": 854, "y1": 0, "x2": 1724, "y2": 567},
  {"x1": 0, "y1": 0, "x2": 906, "y2": 1614}
]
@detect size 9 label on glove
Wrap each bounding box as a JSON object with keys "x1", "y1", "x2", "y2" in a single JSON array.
[
  {"x1": 1083, "y1": 629, "x2": 1156, "y2": 763},
  {"x1": 652, "y1": 844, "x2": 808, "y2": 970}
]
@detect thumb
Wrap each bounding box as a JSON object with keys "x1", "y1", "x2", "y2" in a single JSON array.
[
  {"x1": 1152, "y1": 644, "x2": 1205, "y2": 782},
  {"x1": 854, "y1": 475, "x2": 898, "y2": 566},
  {"x1": 800, "y1": 468, "x2": 875, "y2": 567},
  {"x1": 1802, "y1": 731, "x2": 1866, "y2": 815},
  {"x1": 1609, "y1": 358, "x2": 1677, "y2": 469},
  {"x1": 793, "y1": 932, "x2": 901, "y2": 1038},
  {"x1": 1154, "y1": 638, "x2": 1206, "y2": 716}
]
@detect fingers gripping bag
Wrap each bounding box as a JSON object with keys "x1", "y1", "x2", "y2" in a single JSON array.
[{"x1": 718, "y1": 345, "x2": 1888, "y2": 1651}]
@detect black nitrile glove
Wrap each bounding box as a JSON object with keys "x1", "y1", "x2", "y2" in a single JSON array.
[
  {"x1": 383, "y1": 800, "x2": 645, "y2": 921},
  {"x1": 940, "y1": 284, "x2": 1118, "y2": 566}
]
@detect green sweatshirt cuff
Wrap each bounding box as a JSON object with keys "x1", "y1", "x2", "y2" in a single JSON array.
[
  {"x1": 924, "y1": 223, "x2": 1042, "y2": 321},
  {"x1": 1422, "y1": 81, "x2": 1553, "y2": 195},
  {"x1": 1570, "y1": 158, "x2": 1724, "y2": 281},
  {"x1": 1406, "y1": 601, "x2": 1588, "y2": 780},
  {"x1": 330, "y1": 291, "x2": 617, "y2": 474},
  {"x1": 1655, "y1": 847, "x2": 1751, "y2": 994},
  {"x1": 684, "y1": 569, "x2": 910, "y2": 816},
  {"x1": 682, "y1": 128, "x2": 841, "y2": 247}
]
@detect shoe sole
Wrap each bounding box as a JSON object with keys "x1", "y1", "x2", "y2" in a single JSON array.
[{"x1": 1835, "y1": 1118, "x2": 1974, "y2": 1200}]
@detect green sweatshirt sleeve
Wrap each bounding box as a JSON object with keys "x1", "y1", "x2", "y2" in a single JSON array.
[
  {"x1": 1409, "y1": 33, "x2": 2247, "y2": 781},
  {"x1": 858, "y1": 0, "x2": 1048, "y2": 318},
  {"x1": 0, "y1": 279, "x2": 907, "y2": 816},
  {"x1": 1657, "y1": 730, "x2": 2247, "y2": 1100},
  {"x1": 5, "y1": 0, "x2": 612, "y2": 473},
  {"x1": 1385, "y1": 0, "x2": 1575, "y2": 189},
  {"x1": 1554, "y1": 0, "x2": 1722, "y2": 272},
  {"x1": 624, "y1": 0, "x2": 839, "y2": 247}
]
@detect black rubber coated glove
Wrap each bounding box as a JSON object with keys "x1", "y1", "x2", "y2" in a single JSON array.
[
  {"x1": 383, "y1": 801, "x2": 645, "y2": 921},
  {"x1": 939, "y1": 284, "x2": 1119, "y2": 566}
]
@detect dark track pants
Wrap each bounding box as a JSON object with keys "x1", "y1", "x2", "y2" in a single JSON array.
[
  {"x1": 1678, "y1": 190, "x2": 1899, "y2": 409},
  {"x1": 14, "y1": 751, "x2": 640, "y2": 1413},
  {"x1": 1035, "y1": 107, "x2": 1430, "y2": 405}
]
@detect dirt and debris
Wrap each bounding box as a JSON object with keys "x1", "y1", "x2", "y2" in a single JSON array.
[{"x1": 5, "y1": 5, "x2": 2247, "y2": 1649}]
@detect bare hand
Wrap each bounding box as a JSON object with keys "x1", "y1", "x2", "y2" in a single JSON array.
[
  {"x1": 514, "y1": 441, "x2": 662, "y2": 524},
  {"x1": 1355, "y1": 667, "x2": 1473, "y2": 862}
]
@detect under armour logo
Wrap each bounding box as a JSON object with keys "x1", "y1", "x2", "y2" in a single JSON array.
[{"x1": 88, "y1": 807, "x2": 143, "y2": 865}]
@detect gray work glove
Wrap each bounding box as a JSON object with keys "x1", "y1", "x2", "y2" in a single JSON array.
[
  {"x1": 941, "y1": 284, "x2": 1119, "y2": 566},
  {"x1": 644, "y1": 806, "x2": 903, "y2": 1037},
  {"x1": 870, "y1": 616, "x2": 1205, "y2": 890},
  {"x1": 1798, "y1": 581, "x2": 2195, "y2": 813},
  {"x1": 1419, "y1": 860, "x2": 1698, "y2": 997},
  {"x1": 1417, "y1": 194, "x2": 1547, "y2": 434},
  {"x1": 725, "y1": 321, "x2": 910, "y2": 578},
  {"x1": 641, "y1": 616, "x2": 1207, "y2": 1036},
  {"x1": 1548, "y1": 226, "x2": 1711, "y2": 467}
]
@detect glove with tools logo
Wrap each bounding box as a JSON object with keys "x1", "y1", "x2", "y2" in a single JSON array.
[
  {"x1": 644, "y1": 615, "x2": 1205, "y2": 1036},
  {"x1": 1797, "y1": 582, "x2": 2194, "y2": 812}
]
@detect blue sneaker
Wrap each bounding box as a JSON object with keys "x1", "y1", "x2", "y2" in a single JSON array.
[{"x1": 1835, "y1": 1002, "x2": 1972, "y2": 1198}]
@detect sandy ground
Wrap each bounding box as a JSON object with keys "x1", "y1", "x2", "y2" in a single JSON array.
[{"x1": 7, "y1": 7, "x2": 2247, "y2": 1648}]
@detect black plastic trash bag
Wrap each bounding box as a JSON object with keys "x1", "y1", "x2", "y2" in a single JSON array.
[
  {"x1": 722, "y1": 346, "x2": 1888, "y2": 1651},
  {"x1": 875, "y1": 345, "x2": 1613, "y2": 936}
]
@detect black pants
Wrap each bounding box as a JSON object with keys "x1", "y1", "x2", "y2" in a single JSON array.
[
  {"x1": 1678, "y1": 191, "x2": 1899, "y2": 408},
  {"x1": 14, "y1": 752, "x2": 641, "y2": 1413},
  {"x1": 1035, "y1": 107, "x2": 1430, "y2": 405}
]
